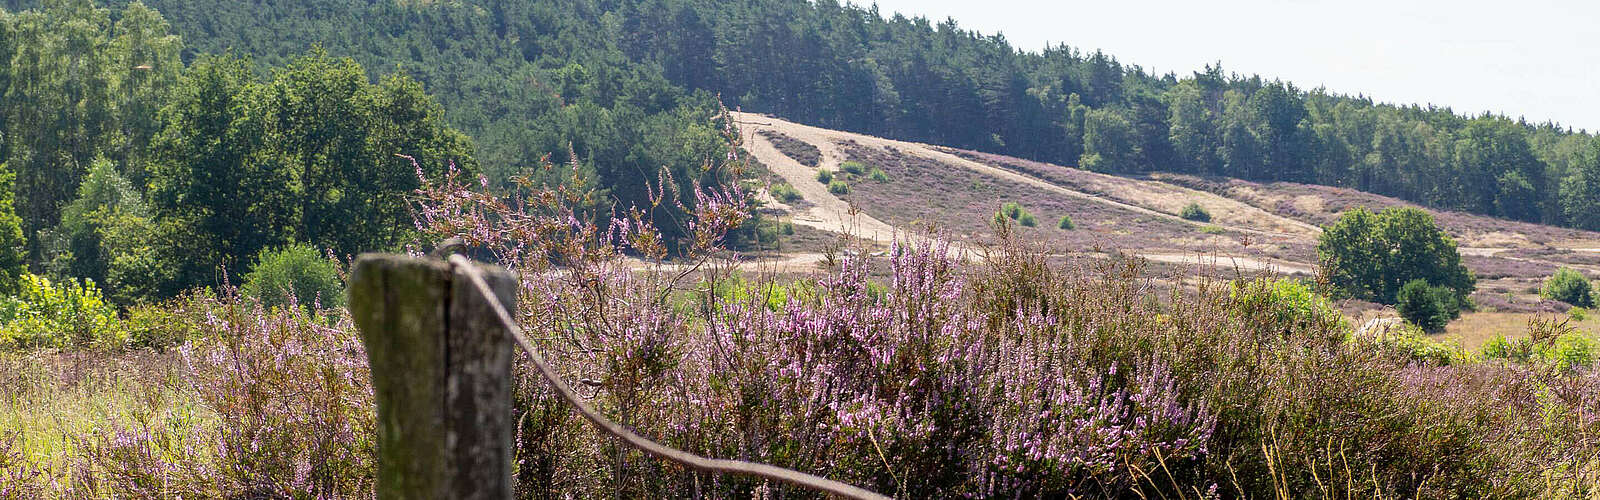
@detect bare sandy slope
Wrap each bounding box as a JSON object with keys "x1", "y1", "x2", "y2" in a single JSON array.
[
  {"x1": 736, "y1": 112, "x2": 1317, "y2": 240},
  {"x1": 735, "y1": 111, "x2": 1311, "y2": 273}
]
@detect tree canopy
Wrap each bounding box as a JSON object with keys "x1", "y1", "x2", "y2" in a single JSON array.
[{"x1": 1317, "y1": 207, "x2": 1475, "y2": 305}]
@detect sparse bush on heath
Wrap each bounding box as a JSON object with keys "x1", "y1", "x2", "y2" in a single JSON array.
[
  {"x1": 827, "y1": 179, "x2": 850, "y2": 195},
  {"x1": 1540, "y1": 267, "x2": 1594, "y2": 307},
  {"x1": 815, "y1": 169, "x2": 834, "y2": 184},
  {"x1": 840, "y1": 160, "x2": 868, "y2": 175},
  {"x1": 769, "y1": 182, "x2": 802, "y2": 203},
  {"x1": 867, "y1": 167, "x2": 889, "y2": 182},
  {"x1": 1179, "y1": 202, "x2": 1211, "y2": 222},
  {"x1": 1057, "y1": 215, "x2": 1075, "y2": 230}
]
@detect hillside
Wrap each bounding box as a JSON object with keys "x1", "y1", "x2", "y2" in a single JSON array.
[{"x1": 738, "y1": 112, "x2": 1600, "y2": 342}]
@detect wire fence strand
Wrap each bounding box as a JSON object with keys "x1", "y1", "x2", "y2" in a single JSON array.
[{"x1": 447, "y1": 255, "x2": 891, "y2": 500}]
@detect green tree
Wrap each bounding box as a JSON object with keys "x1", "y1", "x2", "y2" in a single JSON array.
[
  {"x1": 1167, "y1": 80, "x2": 1217, "y2": 173},
  {"x1": 1396, "y1": 279, "x2": 1452, "y2": 332},
  {"x1": 1318, "y1": 207, "x2": 1475, "y2": 304},
  {"x1": 1559, "y1": 138, "x2": 1600, "y2": 230},
  {"x1": 1079, "y1": 107, "x2": 1138, "y2": 173},
  {"x1": 0, "y1": 162, "x2": 25, "y2": 296},
  {"x1": 150, "y1": 49, "x2": 476, "y2": 290}
]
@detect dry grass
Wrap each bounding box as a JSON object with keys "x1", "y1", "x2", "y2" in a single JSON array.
[{"x1": 1443, "y1": 311, "x2": 1600, "y2": 350}]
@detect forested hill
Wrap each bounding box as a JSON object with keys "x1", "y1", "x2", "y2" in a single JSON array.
[{"x1": 36, "y1": 0, "x2": 1596, "y2": 232}]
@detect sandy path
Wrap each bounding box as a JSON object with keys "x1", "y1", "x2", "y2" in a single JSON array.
[{"x1": 1137, "y1": 252, "x2": 1316, "y2": 275}]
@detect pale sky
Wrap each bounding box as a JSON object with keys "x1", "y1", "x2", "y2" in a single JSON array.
[{"x1": 866, "y1": 0, "x2": 1600, "y2": 132}]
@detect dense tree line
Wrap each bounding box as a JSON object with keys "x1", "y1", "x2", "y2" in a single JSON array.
[
  {"x1": 0, "y1": 0, "x2": 748, "y2": 302},
  {"x1": 0, "y1": 1, "x2": 476, "y2": 302},
  {"x1": 30, "y1": 0, "x2": 1593, "y2": 231}
]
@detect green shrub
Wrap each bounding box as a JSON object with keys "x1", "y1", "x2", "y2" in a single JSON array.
[
  {"x1": 1396, "y1": 279, "x2": 1458, "y2": 332},
  {"x1": 0, "y1": 274, "x2": 123, "y2": 349},
  {"x1": 1199, "y1": 225, "x2": 1225, "y2": 235},
  {"x1": 755, "y1": 221, "x2": 782, "y2": 248},
  {"x1": 1017, "y1": 212, "x2": 1037, "y2": 227},
  {"x1": 769, "y1": 182, "x2": 802, "y2": 203},
  {"x1": 1375, "y1": 323, "x2": 1471, "y2": 366},
  {"x1": 780, "y1": 221, "x2": 796, "y2": 236},
  {"x1": 1546, "y1": 333, "x2": 1596, "y2": 371},
  {"x1": 125, "y1": 292, "x2": 209, "y2": 351},
  {"x1": 1056, "y1": 215, "x2": 1075, "y2": 230},
  {"x1": 240, "y1": 244, "x2": 344, "y2": 310},
  {"x1": 1179, "y1": 202, "x2": 1211, "y2": 222},
  {"x1": 815, "y1": 169, "x2": 834, "y2": 184},
  {"x1": 1540, "y1": 267, "x2": 1594, "y2": 307},
  {"x1": 832, "y1": 179, "x2": 857, "y2": 195},
  {"x1": 1482, "y1": 331, "x2": 1597, "y2": 372},
  {"x1": 867, "y1": 167, "x2": 890, "y2": 182},
  {"x1": 840, "y1": 161, "x2": 868, "y2": 175},
  {"x1": 1001, "y1": 202, "x2": 1024, "y2": 220},
  {"x1": 1229, "y1": 278, "x2": 1349, "y2": 345}
]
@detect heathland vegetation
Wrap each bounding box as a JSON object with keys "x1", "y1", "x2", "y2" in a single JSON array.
[{"x1": 0, "y1": 0, "x2": 1598, "y2": 498}]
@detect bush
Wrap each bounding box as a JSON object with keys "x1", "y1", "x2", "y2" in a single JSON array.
[
  {"x1": 840, "y1": 160, "x2": 868, "y2": 175},
  {"x1": 1540, "y1": 267, "x2": 1594, "y2": 307},
  {"x1": 1396, "y1": 279, "x2": 1458, "y2": 332},
  {"x1": 1056, "y1": 215, "x2": 1075, "y2": 230},
  {"x1": 1179, "y1": 202, "x2": 1211, "y2": 222},
  {"x1": 827, "y1": 180, "x2": 850, "y2": 195},
  {"x1": 1199, "y1": 225, "x2": 1225, "y2": 235},
  {"x1": 124, "y1": 292, "x2": 209, "y2": 350},
  {"x1": 240, "y1": 244, "x2": 344, "y2": 310},
  {"x1": 1317, "y1": 207, "x2": 1475, "y2": 305},
  {"x1": 769, "y1": 182, "x2": 802, "y2": 203},
  {"x1": 867, "y1": 167, "x2": 890, "y2": 182},
  {"x1": 0, "y1": 274, "x2": 123, "y2": 349},
  {"x1": 815, "y1": 169, "x2": 834, "y2": 184},
  {"x1": 780, "y1": 221, "x2": 796, "y2": 235},
  {"x1": 1230, "y1": 278, "x2": 1349, "y2": 345},
  {"x1": 1017, "y1": 212, "x2": 1037, "y2": 227},
  {"x1": 1001, "y1": 202, "x2": 1024, "y2": 220}
]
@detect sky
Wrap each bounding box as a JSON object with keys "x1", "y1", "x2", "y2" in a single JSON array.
[{"x1": 866, "y1": 0, "x2": 1600, "y2": 132}]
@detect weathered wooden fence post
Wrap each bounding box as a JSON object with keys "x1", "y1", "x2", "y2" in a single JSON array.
[{"x1": 348, "y1": 254, "x2": 518, "y2": 499}]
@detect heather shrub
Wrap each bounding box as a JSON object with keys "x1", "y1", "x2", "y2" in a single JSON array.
[
  {"x1": 1179, "y1": 202, "x2": 1210, "y2": 222},
  {"x1": 0, "y1": 274, "x2": 123, "y2": 349},
  {"x1": 179, "y1": 294, "x2": 375, "y2": 496},
  {"x1": 239, "y1": 244, "x2": 344, "y2": 310},
  {"x1": 1540, "y1": 267, "x2": 1594, "y2": 307}
]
